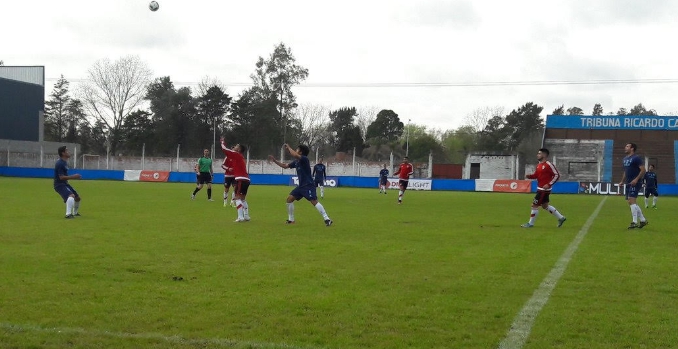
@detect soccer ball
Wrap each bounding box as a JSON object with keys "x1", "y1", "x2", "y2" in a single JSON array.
[{"x1": 149, "y1": 1, "x2": 159, "y2": 11}]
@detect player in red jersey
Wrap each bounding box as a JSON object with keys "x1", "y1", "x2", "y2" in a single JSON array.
[
  {"x1": 521, "y1": 148, "x2": 566, "y2": 228},
  {"x1": 393, "y1": 156, "x2": 414, "y2": 204},
  {"x1": 221, "y1": 156, "x2": 236, "y2": 207},
  {"x1": 220, "y1": 137, "x2": 251, "y2": 222}
]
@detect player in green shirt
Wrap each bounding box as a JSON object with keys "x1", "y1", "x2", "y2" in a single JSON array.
[{"x1": 191, "y1": 149, "x2": 214, "y2": 201}]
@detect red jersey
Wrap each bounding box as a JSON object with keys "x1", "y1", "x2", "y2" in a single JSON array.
[
  {"x1": 395, "y1": 162, "x2": 414, "y2": 180},
  {"x1": 221, "y1": 156, "x2": 235, "y2": 177},
  {"x1": 220, "y1": 142, "x2": 249, "y2": 181},
  {"x1": 527, "y1": 160, "x2": 559, "y2": 191}
]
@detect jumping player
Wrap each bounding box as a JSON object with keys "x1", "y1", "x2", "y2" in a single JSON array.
[
  {"x1": 220, "y1": 137, "x2": 251, "y2": 222},
  {"x1": 269, "y1": 144, "x2": 333, "y2": 226}
]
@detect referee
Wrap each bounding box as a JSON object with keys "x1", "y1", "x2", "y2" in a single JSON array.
[{"x1": 191, "y1": 148, "x2": 214, "y2": 201}]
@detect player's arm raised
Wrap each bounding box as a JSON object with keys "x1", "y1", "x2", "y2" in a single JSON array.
[
  {"x1": 268, "y1": 155, "x2": 290, "y2": 169},
  {"x1": 284, "y1": 144, "x2": 301, "y2": 159}
]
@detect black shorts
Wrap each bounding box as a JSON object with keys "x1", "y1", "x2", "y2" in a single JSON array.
[
  {"x1": 234, "y1": 179, "x2": 250, "y2": 196},
  {"x1": 399, "y1": 179, "x2": 409, "y2": 190},
  {"x1": 532, "y1": 190, "x2": 551, "y2": 206},
  {"x1": 198, "y1": 172, "x2": 212, "y2": 184},
  {"x1": 645, "y1": 188, "x2": 659, "y2": 197},
  {"x1": 314, "y1": 178, "x2": 325, "y2": 187},
  {"x1": 224, "y1": 176, "x2": 236, "y2": 188}
]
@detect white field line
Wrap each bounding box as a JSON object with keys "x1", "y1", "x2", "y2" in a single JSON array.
[
  {"x1": 497, "y1": 196, "x2": 608, "y2": 349},
  {"x1": 0, "y1": 322, "x2": 325, "y2": 349}
]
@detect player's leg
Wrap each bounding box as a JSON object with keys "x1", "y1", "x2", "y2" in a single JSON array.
[
  {"x1": 286, "y1": 189, "x2": 302, "y2": 224},
  {"x1": 644, "y1": 191, "x2": 650, "y2": 208},
  {"x1": 319, "y1": 182, "x2": 325, "y2": 199},
  {"x1": 627, "y1": 185, "x2": 647, "y2": 228},
  {"x1": 241, "y1": 182, "x2": 251, "y2": 221},
  {"x1": 542, "y1": 194, "x2": 565, "y2": 227},
  {"x1": 206, "y1": 180, "x2": 213, "y2": 201},
  {"x1": 192, "y1": 178, "x2": 204, "y2": 199},
  {"x1": 398, "y1": 180, "x2": 408, "y2": 204},
  {"x1": 308, "y1": 188, "x2": 331, "y2": 226},
  {"x1": 223, "y1": 182, "x2": 230, "y2": 207},
  {"x1": 652, "y1": 190, "x2": 658, "y2": 208},
  {"x1": 522, "y1": 192, "x2": 542, "y2": 227}
]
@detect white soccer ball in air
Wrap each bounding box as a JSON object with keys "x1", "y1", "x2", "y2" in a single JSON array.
[{"x1": 149, "y1": 1, "x2": 160, "y2": 11}]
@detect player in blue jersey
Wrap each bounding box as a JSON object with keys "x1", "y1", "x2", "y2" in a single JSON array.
[
  {"x1": 643, "y1": 164, "x2": 659, "y2": 209},
  {"x1": 269, "y1": 144, "x2": 333, "y2": 226},
  {"x1": 378, "y1": 164, "x2": 389, "y2": 194},
  {"x1": 53, "y1": 146, "x2": 82, "y2": 219},
  {"x1": 618, "y1": 142, "x2": 648, "y2": 229},
  {"x1": 312, "y1": 157, "x2": 327, "y2": 199}
]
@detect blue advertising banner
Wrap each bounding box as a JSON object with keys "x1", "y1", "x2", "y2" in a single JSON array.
[
  {"x1": 289, "y1": 176, "x2": 340, "y2": 187},
  {"x1": 546, "y1": 115, "x2": 678, "y2": 130}
]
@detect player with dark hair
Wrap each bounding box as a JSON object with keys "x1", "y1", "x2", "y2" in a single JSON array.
[
  {"x1": 54, "y1": 146, "x2": 82, "y2": 219},
  {"x1": 643, "y1": 164, "x2": 659, "y2": 209},
  {"x1": 393, "y1": 156, "x2": 413, "y2": 204},
  {"x1": 619, "y1": 142, "x2": 648, "y2": 229},
  {"x1": 220, "y1": 138, "x2": 251, "y2": 222},
  {"x1": 269, "y1": 144, "x2": 333, "y2": 226},
  {"x1": 191, "y1": 149, "x2": 213, "y2": 201},
  {"x1": 312, "y1": 157, "x2": 327, "y2": 199},
  {"x1": 378, "y1": 164, "x2": 389, "y2": 194},
  {"x1": 521, "y1": 148, "x2": 567, "y2": 228},
  {"x1": 222, "y1": 155, "x2": 236, "y2": 207}
]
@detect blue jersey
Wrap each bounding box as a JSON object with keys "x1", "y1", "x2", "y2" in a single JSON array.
[
  {"x1": 312, "y1": 163, "x2": 327, "y2": 181},
  {"x1": 54, "y1": 159, "x2": 69, "y2": 187},
  {"x1": 379, "y1": 168, "x2": 389, "y2": 179},
  {"x1": 644, "y1": 171, "x2": 658, "y2": 189},
  {"x1": 289, "y1": 156, "x2": 314, "y2": 188},
  {"x1": 623, "y1": 154, "x2": 643, "y2": 183}
]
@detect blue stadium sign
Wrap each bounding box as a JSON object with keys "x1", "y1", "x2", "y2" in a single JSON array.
[{"x1": 546, "y1": 115, "x2": 678, "y2": 130}]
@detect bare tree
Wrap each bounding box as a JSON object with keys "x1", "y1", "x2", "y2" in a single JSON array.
[
  {"x1": 294, "y1": 103, "x2": 331, "y2": 149},
  {"x1": 463, "y1": 106, "x2": 505, "y2": 133},
  {"x1": 356, "y1": 106, "x2": 379, "y2": 140},
  {"x1": 197, "y1": 76, "x2": 226, "y2": 97},
  {"x1": 79, "y1": 55, "x2": 152, "y2": 155}
]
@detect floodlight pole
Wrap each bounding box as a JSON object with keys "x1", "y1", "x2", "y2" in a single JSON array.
[{"x1": 406, "y1": 119, "x2": 411, "y2": 157}]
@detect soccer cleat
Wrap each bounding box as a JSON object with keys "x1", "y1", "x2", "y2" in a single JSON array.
[
  {"x1": 191, "y1": 194, "x2": 195, "y2": 200},
  {"x1": 234, "y1": 218, "x2": 245, "y2": 223},
  {"x1": 285, "y1": 220, "x2": 295, "y2": 224},
  {"x1": 397, "y1": 201, "x2": 402, "y2": 205},
  {"x1": 652, "y1": 205, "x2": 657, "y2": 209},
  {"x1": 223, "y1": 202, "x2": 227, "y2": 207},
  {"x1": 627, "y1": 222, "x2": 638, "y2": 229},
  {"x1": 645, "y1": 205, "x2": 648, "y2": 208},
  {"x1": 244, "y1": 216, "x2": 251, "y2": 221},
  {"x1": 324, "y1": 219, "x2": 333, "y2": 227},
  {"x1": 65, "y1": 214, "x2": 74, "y2": 219},
  {"x1": 208, "y1": 199, "x2": 214, "y2": 201},
  {"x1": 557, "y1": 217, "x2": 567, "y2": 228},
  {"x1": 638, "y1": 220, "x2": 648, "y2": 229},
  {"x1": 74, "y1": 213, "x2": 81, "y2": 217},
  {"x1": 230, "y1": 201, "x2": 236, "y2": 207},
  {"x1": 521, "y1": 223, "x2": 534, "y2": 228}
]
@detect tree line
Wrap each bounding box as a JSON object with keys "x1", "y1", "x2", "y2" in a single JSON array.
[{"x1": 42, "y1": 43, "x2": 661, "y2": 163}]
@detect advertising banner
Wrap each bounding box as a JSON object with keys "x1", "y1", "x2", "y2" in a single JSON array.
[
  {"x1": 387, "y1": 178, "x2": 432, "y2": 191},
  {"x1": 492, "y1": 179, "x2": 532, "y2": 193},
  {"x1": 123, "y1": 170, "x2": 141, "y2": 181},
  {"x1": 578, "y1": 182, "x2": 644, "y2": 195},
  {"x1": 290, "y1": 176, "x2": 340, "y2": 187},
  {"x1": 139, "y1": 170, "x2": 170, "y2": 182},
  {"x1": 546, "y1": 115, "x2": 678, "y2": 130}
]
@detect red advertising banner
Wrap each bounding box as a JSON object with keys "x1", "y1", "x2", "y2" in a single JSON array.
[
  {"x1": 139, "y1": 170, "x2": 170, "y2": 182},
  {"x1": 492, "y1": 179, "x2": 531, "y2": 193}
]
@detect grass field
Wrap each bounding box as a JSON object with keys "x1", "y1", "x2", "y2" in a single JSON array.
[{"x1": 1, "y1": 177, "x2": 678, "y2": 349}]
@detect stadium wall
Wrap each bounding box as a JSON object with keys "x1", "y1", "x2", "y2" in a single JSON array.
[{"x1": 4, "y1": 166, "x2": 678, "y2": 194}]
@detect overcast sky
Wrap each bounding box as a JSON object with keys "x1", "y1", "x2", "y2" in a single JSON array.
[{"x1": 4, "y1": 0, "x2": 678, "y2": 131}]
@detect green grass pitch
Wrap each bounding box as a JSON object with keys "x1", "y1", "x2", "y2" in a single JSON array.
[{"x1": 1, "y1": 177, "x2": 678, "y2": 348}]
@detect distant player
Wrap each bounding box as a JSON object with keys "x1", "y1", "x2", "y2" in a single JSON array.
[
  {"x1": 619, "y1": 142, "x2": 648, "y2": 229},
  {"x1": 269, "y1": 144, "x2": 333, "y2": 226},
  {"x1": 521, "y1": 148, "x2": 567, "y2": 228},
  {"x1": 643, "y1": 164, "x2": 659, "y2": 209},
  {"x1": 378, "y1": 164, "x2": 389, "y2": 194},
  {"x1": 393, "y1": 156, "x2": 413, "y2": 204},
  {"x1": 222, "y1": 155, "x2": 236, "y2": 207},
  {"x1": 53, "y1": 146, "x2": 82, "y2": 219},
  {"x1": 312, "y1": 157, "x2": 327, "y2": 199},
  {"x1": 220, "y1": 138, "x2": 251, "y2": 222},
  {"x1": 191, "y1": 149, "x2": 213, "y2": 201}
]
